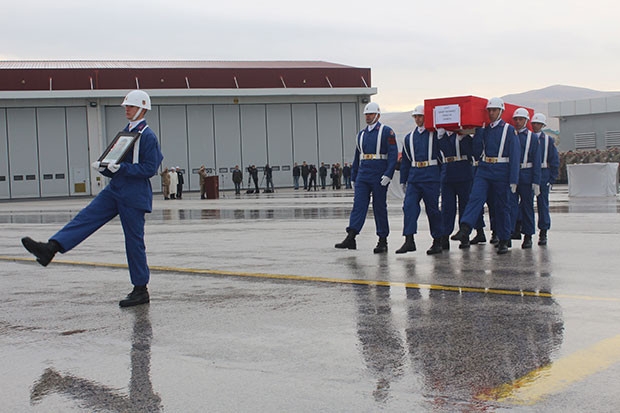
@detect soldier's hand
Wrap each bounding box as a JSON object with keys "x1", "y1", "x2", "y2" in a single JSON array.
[
  {"x1": 400, "y1": 183, "x2": 407, "y2": 193},
  {"x1": 107, "y1": 163, "x2": 121, "y2": 174},
  {"x1": 510, "y1": 183, "x2": 517, "y2": 193},
  {"x1": 380, "y1": 175, "x2": 391, "y2": 186},
  {"x1": 532, "y1": 183, "x2": 541, "y2": 196}
]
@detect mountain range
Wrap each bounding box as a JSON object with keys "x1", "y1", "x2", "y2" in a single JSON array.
[{"x1": 381, "y1": 85, "x2": 620, "y2": 137}]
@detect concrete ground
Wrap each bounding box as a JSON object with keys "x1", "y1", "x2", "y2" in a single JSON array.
[{"x1": 1, "y1": 184, "x2": 619, "y2": 412}]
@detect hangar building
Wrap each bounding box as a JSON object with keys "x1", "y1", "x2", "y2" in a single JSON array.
[
  {"x1": 549, "y1": 94, "x2": 620, "y2": 152},
  {"x1": 0, "y1": 61, "x2": 376, "y2": 199}
]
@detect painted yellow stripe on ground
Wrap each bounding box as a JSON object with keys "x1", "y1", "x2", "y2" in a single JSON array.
[
  {"x1": 2, "y1": 255, "x2": 619, "y2": 302},
  {"x1": 477, "y1": 334, "x2": 620, "y2": 405}
]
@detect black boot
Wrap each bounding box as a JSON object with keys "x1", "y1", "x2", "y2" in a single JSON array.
[
  {"x1": 522, "y1": 234, "x2": 533, "y2": 249},
  {"x1": 119, "y1": 285, "x2": 150, "y2": 308},
  {"x1": 395, "y1": 235, "x2": 416, "y2": 254},
  {"x1": 440, "y1": 235, "x2": 450, "y2": 250},
  {"x1": 335, "y1": 231, "x2": 357, "y2": 250},
  {"x1": 538, "y1": 229, "x2": 548, "y2": 246},
  {"x1": 453, "y1": 223, "x2": 471, "y2": 249},
  {"x1": 21, "y1": 237, "x2": 61, "y2": 267},
  {"x1": 511, "y1": 221, "x2": 522, "y2": 239},
  {"x1": 497, "y1": 240, "x2": 509, "y2": 254},
  {"x1": 490, "y1": 232, "x2": 499, "y2": 245},
  {"x1": 373, "y1": 237, "x2": 388, "y2": 254},
  {"x1": 469, "y1": 230, "x2": 487, "y2": 245},
  {"x1": 426, "y1": 238, "x2": 443, "y2": 255}
]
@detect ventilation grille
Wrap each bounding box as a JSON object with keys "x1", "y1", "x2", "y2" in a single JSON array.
[
  {"x1": 575, "y1": 132, "x2": 596, "y2": 150},
  {"x1": 605, "y1": 131, "x2": 620, "y2": 148}
]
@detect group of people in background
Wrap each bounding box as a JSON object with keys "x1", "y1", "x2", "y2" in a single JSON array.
[
  {"x1": 160, "y1": 166, "x2": 184, "y2": 200},
  {"x1": 293, "y1": 161, "x2": 352, "y2": 191},
  {"x1": 335, "y1": 98, "x2": 559, "y2": 256}
]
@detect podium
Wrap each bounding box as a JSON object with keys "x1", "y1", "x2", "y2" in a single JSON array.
[
  {"x1": 567, "y1": 163, "x2": 618, "y2": 197},
  {"x1": 204, "y1": 176, "x2": 219, "y2": 199}
]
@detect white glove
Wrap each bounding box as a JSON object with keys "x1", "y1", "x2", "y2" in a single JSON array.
[
  {"x1": 107, "y1": 163, "x2": 120, "y2": 174},
  {"x1": 532, "y1": 183, "x2": 540, "y2": 196},
  {"x1": 91, "y1": 161, "x2": 101, "y2": 170},
  {"x1": 380, "y1": 175, "x2": 391, "y2": 186},
  {"x1": 510, "y1": 183, "x2": 517, "y2": 193},
  {"x1": 436, "y1": 127, "x2": 446, "y2": 138},
  {"x1": 400, "y1": 183, "x2": 407, "y2": 193}
]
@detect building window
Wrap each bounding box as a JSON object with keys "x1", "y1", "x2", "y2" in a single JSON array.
[
  {"x1": 605, "y1": 131, "x2": 620, "y2": 148},
  {"x1": 575, "y1": 132, "x2": 596, "y2": 150}
]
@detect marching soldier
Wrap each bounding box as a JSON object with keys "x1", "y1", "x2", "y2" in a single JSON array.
[
  {"x1": 531, "y1": 113, "x2": 559, "y2": 245},
  {"x1": 452, "y1": 97, "x2": 521, "y2": 254},
  {"x1": 510, "y1": 108, "x2": 541, "y2": 249},
  {"x1": 396, "y1": 105, "x2": 443, "y2": 255},
  {"x1": 335, "y1": 102, "x2": 398, "y2": 253}
]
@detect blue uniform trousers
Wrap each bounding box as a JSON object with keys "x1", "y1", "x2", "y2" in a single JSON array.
[
  {"x1": 51, "y1": 190, "x2": 149, "y2": 286},
  {"x1": 537, "y1": 173, "x2": 552, "y2": 230},
  {"x1": 510, "y1": 184, "x2": 535, "y2": 235},
  {"x1": 347, "y1": 177, "x2": 389, "y2": 237},
  {"x1": 403, "y1": 182, "x2": 442, "y2": 238},
  {"x1": 441, "y1": 180, "x2": 471, "y2": 237},
  {"x1": 461, "y1": 177, "x2": 512, "y2": 240}
]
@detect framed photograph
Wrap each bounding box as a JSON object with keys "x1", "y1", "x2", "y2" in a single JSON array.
[{"x1": 98, "y1": 131, "x2": 140, "y2": 166}]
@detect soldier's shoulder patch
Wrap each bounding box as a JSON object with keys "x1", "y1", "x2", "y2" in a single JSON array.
[{"x1": 388, "y1": 137, "x2": 396, "y2": 145}]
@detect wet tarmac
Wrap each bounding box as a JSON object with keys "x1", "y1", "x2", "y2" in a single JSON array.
[{"x1": 1, "y1": 185, "x2": 619, "y2": 412}]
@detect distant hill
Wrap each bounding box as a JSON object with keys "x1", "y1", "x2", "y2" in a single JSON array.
[{"x1": 382, "y1": 85, "x2": 620, "y2": 137}]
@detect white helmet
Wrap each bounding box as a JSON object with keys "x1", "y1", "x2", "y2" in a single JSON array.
[
  {"x1": 512, "y1": 107, "x2": 530, "y2": 120},
  {"x1": 411, "y1": 105, "x2": 425, "y2": 117},
  {"x1": 531, "y1": 113, "x2": 547, "y2": 125},
  {"x1": 122, "y1": 90, "x2": 151, "y2": 110},
  {"x1": 363, "y1": 102, "x2": 381, "y2": 114},
  {"x1": 486, "y1": 97, "x2": 505, "y2": 110}
]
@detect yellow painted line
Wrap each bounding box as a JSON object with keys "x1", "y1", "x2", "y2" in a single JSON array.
[
  {"x1": 1, "y1": 255, "x2": 619, "y2": 302},
  {"x1": 477, "y1": 334, "x2": 620, "y2": 405}
]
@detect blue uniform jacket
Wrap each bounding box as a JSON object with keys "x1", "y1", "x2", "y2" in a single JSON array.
[
  {"x1": 473, "y1": 120, "x2": 521, "y2": 184},
  {"x1": 100, "y1": 120, "x2": 164, "y2": 212},
  {"x1": 400, "y1": 128, "x2": 441, "y2": 183},
  {"x1": 516, "y1": 129, "x2": 541, "y2": 185},
  {"x1": 438, "y1": 132, "x2": 473, "y2": 183},
  {"x1": 538, "y1": 132, "x2": 560, "y2": 184},
  {"x1": 351, "y1": 122, "x2": 398, "y2": 182}
]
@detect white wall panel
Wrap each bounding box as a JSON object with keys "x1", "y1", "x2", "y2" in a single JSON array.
[
  {"x1": 66, "y1": 107, "x2": 89, "y2": 195},
  {"x1": 7, "y1": 108, "x2": 39, "y2": 198},
  {"x1": 292, "y1": 104, "x2": 318, "y2": 165},
  {"x1": 187, "y1": 105, "x2": 215, "y2": 191},
  {"x1": 266, "y1": 104, "x2": 293, "y2": 187},
  {"x1": 317, "y1": 103, "x2": 343, "y2": 167},
  {"x1": 214, "y1": 105, "x2": 242, "y2": 190},
  {"x1": 341, "y1": 103, "x2": 360, "y2": 167},
  {"x1": 0, "y1": 110, "x2": 9, "y2": 199},
  {"x1": 37, "y1": 107, "x2": 69, "y2": 197},
  {"x1": 241, "y1": 105, "x2": 267, "y2": 190}
]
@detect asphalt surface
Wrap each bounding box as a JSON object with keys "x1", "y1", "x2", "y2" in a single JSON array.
[{"x1": 1, "y1": 184, "x2": 619, "y2": 412}]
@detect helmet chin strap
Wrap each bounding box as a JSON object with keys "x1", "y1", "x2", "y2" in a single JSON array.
[
  {"x1": 371, "y1": 113, "x2": 379, "y2": 124},
  {"x1": 132, "y1": 107, "x2": 144, "y2": 121}
]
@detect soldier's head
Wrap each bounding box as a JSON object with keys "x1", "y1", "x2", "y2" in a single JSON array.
[
  {"x1": 531, "y1": 113, "x2": 547, "y2": 133},
  {"x1": 512, "y1": 108, "x2": 530, "y2": 131},
  {"x1": 121, "y1": 90, "x2": 151, "y2": 121},
  {"x1": 486, "y1": 97, "x2": 505, "y2": 122},
  {"x1": 411, "y1": 105, "x2": 424, "y2": 127},
  {"x1": 363, "y1": 102, "x2": 381, "y2": 125}
]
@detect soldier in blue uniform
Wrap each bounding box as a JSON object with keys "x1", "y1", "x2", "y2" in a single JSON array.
[
  {"x1": 437, "y1": 128, "x2": 476, "y2": 250},
  {"x1": 22, "y1": 90, "x2": 164, "y2": 307},
  {"x1": 531, "y1": 113, "x2": 559, "y2": 245},
  {"x1": 510, "y1": 108, "x2": 541, "y2": 248},
  {"x1": 395, "y1": 105, "x2": 443, "y2": 255},
  {"x1": 335, "y1": 102, "x2": 398, "y2": 253},
  {"x1": 452, "y1": 97, "x2": 521, "y2": 254}
]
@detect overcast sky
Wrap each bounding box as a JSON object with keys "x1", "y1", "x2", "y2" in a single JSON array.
[{"x1": 2, "y1": 0, "x2": 618, "y2": 112}]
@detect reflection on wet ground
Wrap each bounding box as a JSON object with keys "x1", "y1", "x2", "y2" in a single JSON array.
[{"x1": 1, "y1": 193, "x2": 618, "y2": 224}]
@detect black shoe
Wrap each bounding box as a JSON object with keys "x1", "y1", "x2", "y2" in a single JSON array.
[
  {"x1": 522, "y1": 235, "x2": 533, "y2": 249},
  {"x1": 490, "y1": 232, "x2": 499, "y2": 245},
  {"x1": 497, "y1": 240, "x2": 509, "y2": 255},
  {"x1": 440, "y1": 235, "x2": 450, "y2": 250},
  {"x1": 511, "y1": 232, "x2": 522, "y2": 240},
  {"x1": 335, "y1": 232, "x2": 357, "y2": 250},
  {"x1": 21, "y1": 237, "x2": 60, "y2": 267},
  {"x1": 453, "y1": 224, "x2": 471, "y2": 249},
  {"x1": 469, "y1": 230, "x2": 487, "y2": 245},
  {"x1": 373, "y1": 237, "x2": 388, "y2": 254},
  {"x1": 119, "y1": 286, "x2": 150, "y2": 307},
  {"x1": 426, "y1": 238, "x2": 443, "y2": 255},
  {"x1": 395, "y1": 235, "x2": 416, "y2": 254},
  {"x1": 538, "y1": 230, "x2": 548, "y2": 246}
]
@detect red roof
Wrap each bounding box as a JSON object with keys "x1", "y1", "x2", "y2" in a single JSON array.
[{"x1": 0, "y1": 60, "x2": 372, "y2": 91}]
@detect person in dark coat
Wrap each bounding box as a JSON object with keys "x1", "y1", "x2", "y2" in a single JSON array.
[{"x1": 301, "y1": 161, "x2": 310, "y2": 189}]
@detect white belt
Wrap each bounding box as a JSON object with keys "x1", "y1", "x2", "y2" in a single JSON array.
[
  {"x1": 444, "y1": 156, "x2": 468, "y2": 163},
  {"x1": 362, "y1": 154, "x2": 387, "y2": 160},
  {"x1": 521, "y1": 162, "x2": 533, "y2": 169},
  {"x1": 412, "y1": 160, "x2": 438, "y2": 168},
  {"x1": 482, "y1": 156, "x2": 509, "y2": 164}
]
